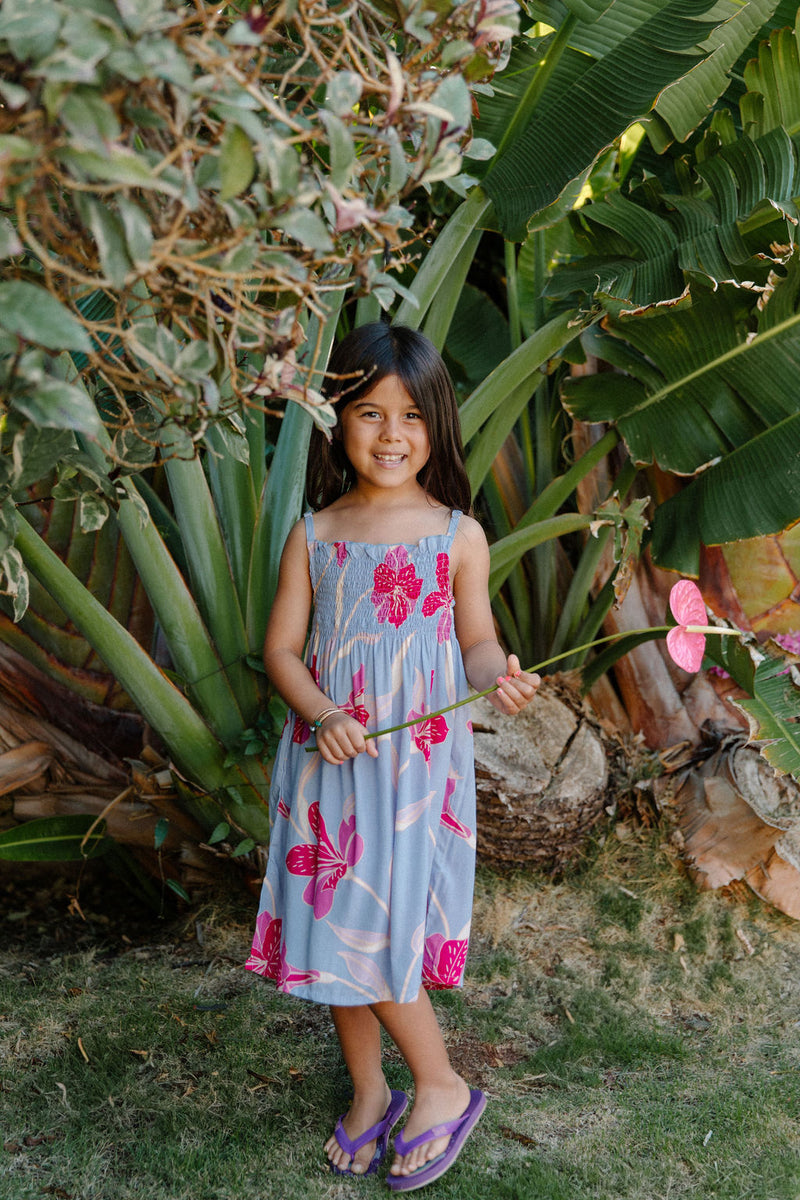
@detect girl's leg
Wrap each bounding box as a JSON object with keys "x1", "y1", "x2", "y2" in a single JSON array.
[
  {"x1": 324, "y1": 1004, "x2": 391, "y2": 1174},
  {"x1": 371, "y1": 989, "x2": 471, "y2": 1178}
]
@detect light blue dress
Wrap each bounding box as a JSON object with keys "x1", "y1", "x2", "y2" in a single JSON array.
[{"x1": 246, "y1": 510, "x2": 476, "y2": 1006}]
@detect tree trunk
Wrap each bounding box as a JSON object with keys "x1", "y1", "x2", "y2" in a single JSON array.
[{"x1": 472, "y1": 677, "x2": 614, "y2": 874}]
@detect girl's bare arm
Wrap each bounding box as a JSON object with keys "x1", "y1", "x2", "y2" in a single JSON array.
[
  {"x1": 452, "y1": 518, "x2": 540, "y2": 714},
  {"x1": 263, "y1": 521, "x2": 377, "y2": 763}
]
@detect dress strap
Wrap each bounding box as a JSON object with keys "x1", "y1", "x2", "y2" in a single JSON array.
[
  {"x1": 446, "y1": 509, "x2": 463, "y2": 541},
  {"x1": 303, "y1": 510, "x2": 316, "y2": 545}
]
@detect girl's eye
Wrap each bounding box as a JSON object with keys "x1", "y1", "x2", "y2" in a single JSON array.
[{"x1": 405, "y1": 411, "x2": 423, "y2": 421}]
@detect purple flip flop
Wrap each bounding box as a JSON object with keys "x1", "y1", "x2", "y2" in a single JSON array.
[
  {"x1": 386, "y1": 1087, "x2": 487, "y2": 1192},
  {"x1": 330, "y1": 1089, "x2": 409, "y2": 1177}
]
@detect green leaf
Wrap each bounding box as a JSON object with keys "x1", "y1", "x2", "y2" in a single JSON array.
[
  {"x1": 395, "y1": 190, "x2": 492, "y2": 329},
  {"x1": 0, "y1": 215, "x2": 23, "y2": 259},
  {"x1": 325, "y1": 70, "x2": 363, "y2": 116},
  {"x1": 319, "y1": 111, "x2": 355, "y2": 190},
  {"x1": 460, "y1": 310, "x2": 578, "y2": 444},
  {"x1": 219, "y1": 124, "x2": 256, "y2": 201},
  {"x1": 740, "y1": 20, "x2": 800, "y2": 140},
  {"x1": 60, "y1": 89, "x2": 121, "y2": 145},
  {"x1": 12, "y1": 376, "x2": 103, "y2": 436},
  {"x1": 564, "y1": 268, "x2": 800, "y2": 476},
  {"x1": 481, "y1": 0, "x2": 722, "y2": 239},
  {"x1": 231, "y1": 837, "x2": 256, "y2": 858},
  {"x1": 562, "y1": 0, "x2": 616, "y2": 19},
  {"x1": 277, "y1": 208, "x2": 334, "y2": 252},
  {"x1": 0, "y1": 282, "x2": 92, "y2": 353},
  {"x1": 445, "y1": 284, "x2": 510, "y2": 382},
  {"x1": 548, "y1": 128, "x2": 798, "y2": 306},
  {"x1": 488, "y1": 514, "x2": 595, "y2": 596},
  {"x1": 14, "y1": 512, "x2": 233, "y2": 792},
  {"x1": 154, "y1": 817, "x2": 169, "y2": 849},
  {"x1": 208, "y1": 821, "x2": 230, "y2": 845},
  {"x1": 248, "y1": 297, "x2": 345, "y2": 648},
  {"x1": 0, "y1": 0, "x2": 62, "y2": 62},
  {"x1": 75, "y1": 194, "x2": 132, "y2": 289},
  {"x1": 165, "y1": 878, "x2": 190, "y2": 902},
  {"x1": 650, "y1": 0, "x2": 782, "y2": 149},
  {"x1": 1, "y1": 545, "x2": 29, "y2": 621},
  {"x1": 78, "y1": 491, "x2": 109, "y2": 533},
  {"x1": 0, "y1": 815, "x2": 109, "y2": 862},
  {"x1": 117, "y1": 196, "x2": 154, "y2": 265},
  {"x1": 8, "y1": 426, "x2": 75, "y2": 490},
  {"x1": 58, "y1": 147, "x2": 180, "y2": 195},
  {"x1": 734, "y1": 654, "x2": 800, "y2": 779},
  {"x1": 0, "y1": 80, "x2": 29, "y2": 109},
  {"x1": 650, "y1": 412, "x2": 800, "y2": 571}
]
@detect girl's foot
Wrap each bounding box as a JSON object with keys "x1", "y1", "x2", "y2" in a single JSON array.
[
  {"x1": 389, "y1": 1074, "x2": 471, "y2": 1178},
  {"x1": 325, "y1": 1084, "x2": 393, "y2": 1175}
]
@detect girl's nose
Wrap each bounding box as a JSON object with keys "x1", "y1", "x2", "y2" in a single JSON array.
[{"x1": 380, "y1": 418, "x2": 402, "y2": 440}]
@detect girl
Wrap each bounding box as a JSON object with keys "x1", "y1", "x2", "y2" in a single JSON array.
[{"x1": 246, "y1": 323, "x2": 539, "y2": 1191}]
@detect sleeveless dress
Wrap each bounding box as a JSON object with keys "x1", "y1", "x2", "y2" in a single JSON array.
[{"x1": 246, "y1": 509, "x2": 476, "y2": 1006}]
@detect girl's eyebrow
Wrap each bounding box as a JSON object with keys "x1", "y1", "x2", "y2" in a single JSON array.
[{"x1": 353, "y1": 399, "x2": 422, "y2": 412}]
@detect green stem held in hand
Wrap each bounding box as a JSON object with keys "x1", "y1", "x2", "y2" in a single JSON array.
[{"x1": 303, "y1": 576, "x2": 746, "y2": 752}]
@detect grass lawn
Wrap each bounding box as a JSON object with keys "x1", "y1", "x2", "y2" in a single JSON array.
[{"x1": 1, "y1": 827, "x2": 799, "y2": 1200}]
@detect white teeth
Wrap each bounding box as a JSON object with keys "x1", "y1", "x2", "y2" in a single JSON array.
[{"x1": 374, "y1": 454, "x2": 404, "y2": 461}]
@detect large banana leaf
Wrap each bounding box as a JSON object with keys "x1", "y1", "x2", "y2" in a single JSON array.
[
  {"x1": 481, "y1": 0, "x2": 725, "y2": 238},
  {"x1": 649, "y1": 0, "x2": 782, "y2": 150},
  {"x1": 545, "y1": 127, "x2": 798, "y2": 306},
  {"x1": 740, "y1": 14, "x2": 800, "y2": 137},
  {"x1": 563, "y1": 256, "x2": 800, "y2": 571}
]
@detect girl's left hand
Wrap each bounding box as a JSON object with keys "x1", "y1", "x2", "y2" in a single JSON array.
[{"x1": 489, "y1": 654, "x2": 540, "y2": 715}]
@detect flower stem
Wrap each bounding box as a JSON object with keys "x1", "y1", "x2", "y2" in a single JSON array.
[
  {"x1": 361, "y1": 626, "x2": 682, "y2": 742},
  {"x1": 305, "y1": 623, "x2": 692, "y2": 751}
]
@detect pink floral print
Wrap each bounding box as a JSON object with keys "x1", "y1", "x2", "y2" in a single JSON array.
[
  {"x1": 245, "y1": 910, "x2": 321, "y2": 992},
  {"x1": 277, "y1": 797, "x2": 290, "y2": 820},
  {"x1": 371, "y1": 546, "x2": 423, "y2": 628},
  {"x1": 341, "y1": 664, "x2": 369, "y2": 727},
  {"x1": 334, "y1": 542, "x2": 347, "y2": 567},
  {"x1": 408, "y1": 708, "x2": 449, "y2": 763},
  {"x1": 422, "y1": 934, "x2": 468, "y2": 990},
  {"x1": 285, "y1": 801, "x2": 364, "y2": 919},
  {"x1": 440, "y1": 776, "x2": 473, "y2": 841},
  {"x1": 422, "y1": 552, "x2": 454, "y2": 642}
]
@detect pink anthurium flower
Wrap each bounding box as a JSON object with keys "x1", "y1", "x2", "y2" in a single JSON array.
[{"x1": 666, "y1": 580, "x2": 709, "y2": 673}]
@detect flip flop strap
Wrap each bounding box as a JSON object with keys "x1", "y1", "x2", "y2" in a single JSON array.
[
  {"x1": 334, "y1": 1115, "x2": 387, "y2": 1157},
  {"x1": 394, "y1": 1111, "x2": 465, "y2": 1156}
]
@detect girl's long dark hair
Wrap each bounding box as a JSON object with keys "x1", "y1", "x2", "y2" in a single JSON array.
[{"x1": 306, "y1": 322, "x2": 472, "y2": 513}]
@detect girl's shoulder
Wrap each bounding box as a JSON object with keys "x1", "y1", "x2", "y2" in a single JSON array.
[
  {"x1": 452, "y1": 512, "x2": 488, "y2": 548},
  {"x1": 451, "y1": 512, "x2": 489, "y2": 572},
  {"x1": 280, "y1": 517, "x2": 312, "y2": 560}
]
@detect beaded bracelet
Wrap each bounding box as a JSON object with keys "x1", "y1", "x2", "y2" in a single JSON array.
[{"x1": 312, "y1": 706, "x2": 341, "y2": 729}]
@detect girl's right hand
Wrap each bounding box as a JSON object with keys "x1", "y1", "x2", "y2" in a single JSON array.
[{"x1": 316, "y1": 712, "x2": 379, "y2": 765}]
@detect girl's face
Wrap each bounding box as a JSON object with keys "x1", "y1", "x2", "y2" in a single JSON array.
[{"x1": 337, "y1": 374, "x2": 430, "y2": 495}]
